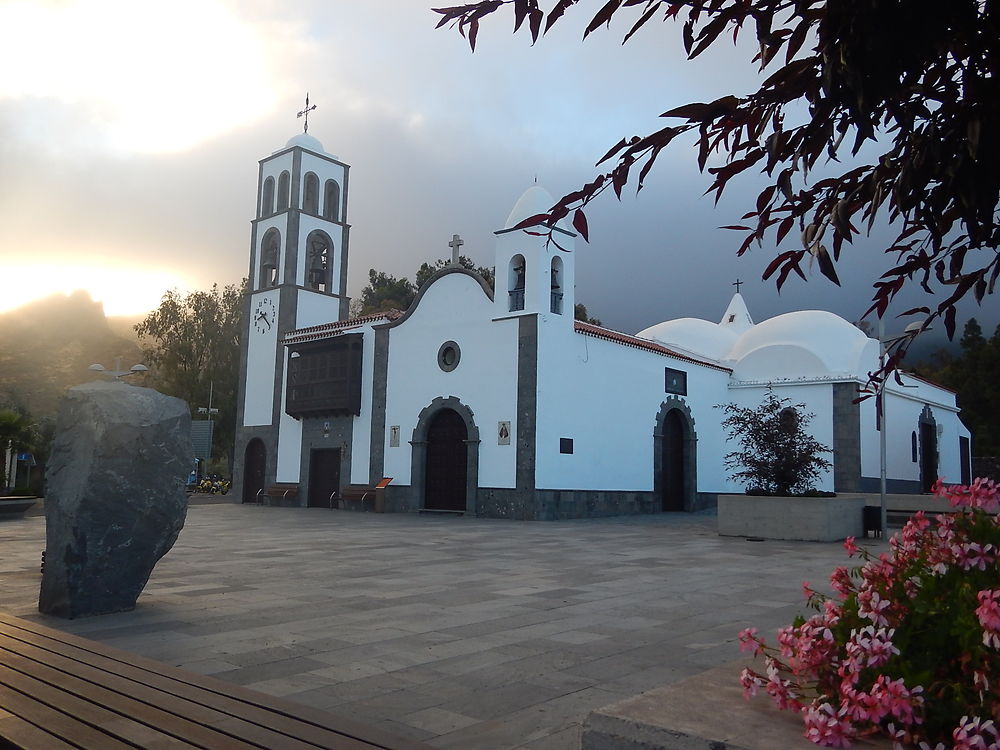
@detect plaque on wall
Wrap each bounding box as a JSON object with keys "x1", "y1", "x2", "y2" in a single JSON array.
[
  {"x1": 389, "y1": 425, "x2": 400, "y2": 447},
  {"x1": 498, "y1": 421, "x2": 511, "y2": 445}
]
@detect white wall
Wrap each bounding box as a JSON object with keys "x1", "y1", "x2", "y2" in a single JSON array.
[
  {"x1": 243, "y1": 290, "x2": 280, "y2": 426},
  {"x1": 275, "y1": 349, "x2": 302, "y2": 482},
  {"x1": 296, "y1": 289, "x2": 340, "y2": 329},
  {"x1": 382, "y1": 273, "x2": 519, "y2": 488},
  {"x1": 533, "y1": 318, "x2": 734, "y2": 493},
  {"x1": 725, "y1": 382, "x2": 836, "y2": 492}
]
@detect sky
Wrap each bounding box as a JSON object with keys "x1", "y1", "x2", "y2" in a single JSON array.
[{"x1": 1, "y1": 0, "x2": 995, "y2": 342}]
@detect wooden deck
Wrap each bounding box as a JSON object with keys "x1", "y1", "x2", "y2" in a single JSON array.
[{"x1": 0, "y1": 613, "x2": 435, "y2": 750}]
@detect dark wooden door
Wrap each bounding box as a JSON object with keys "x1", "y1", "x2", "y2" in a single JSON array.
[
  {"x1": 920, "y1": 421, "x2": 938, "y2": 492},
  {"x1": 242, "y1": 439, "x2": 266, "y2": 504},
  {"x1": 308, "y1": 448, "x2": 341, "y2": 508},
  {"x1": 662, "y1": 410, "x2": 685, "y2": 512},
  {"x1": 425, "y1": 409, "x2": 468, "y2": 511}
]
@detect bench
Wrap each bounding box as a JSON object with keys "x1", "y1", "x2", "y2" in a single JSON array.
[
  {"x1": 0, "y1": 612, "x2": 434, "y2": 750},
  {"x1": 334, "y1": 486, "x2": 381, "y2": 512},
  {"x1": 255, "y1": 483, "x2": 299, "y2": 506}
]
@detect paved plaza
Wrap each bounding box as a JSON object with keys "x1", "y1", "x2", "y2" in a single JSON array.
[{"x1": 0, "y1": 503, "x2": 880, "y2": 749}]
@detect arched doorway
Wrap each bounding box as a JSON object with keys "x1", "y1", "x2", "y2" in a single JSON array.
[
  {"x1": 425, "y1": 409, "x2": 468, "y2": 511},
  {"x1": 242, "y1": 439, "x2": 266, "y2": 504},
  {"x1": 919, "y1": 408, "x2": 938, "y2": 493},
  {"x1": 653, "y1": 399, "x2": 697, "y2": 512},
  {"x1": 661, "y1": 410, "x2": 686, "y2": 511}
]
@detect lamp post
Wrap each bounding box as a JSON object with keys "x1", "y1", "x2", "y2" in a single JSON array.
[
  {"x1": 88, "y1": 357, "x2": 148, "y2": 381},
  {"x1": 196, "y1": 382, "x2": 219, "y2": 469}
]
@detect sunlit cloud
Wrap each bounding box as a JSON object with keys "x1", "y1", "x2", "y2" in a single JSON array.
[
  {"x1": 0, "y1": 0, "x2": 291, "y2": 154},
  {"x1": 0, "y1": 261, "x2": 193, "y2": 316}
]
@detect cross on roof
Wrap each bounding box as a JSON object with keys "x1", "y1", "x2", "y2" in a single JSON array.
[
  {"x1": 733, "y1": 278, "x2": 743, "y2": 294},
  {"x1": 449, "y1": 234, "x2": 464, "y2": 266},
  {"x1": 297, "y1": 93, "x2": 317, "y2": 133}
]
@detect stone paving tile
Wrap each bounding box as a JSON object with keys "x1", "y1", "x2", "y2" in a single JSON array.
[{"x1": 0, "y1": 504, "x2": 880, "y2": 750}]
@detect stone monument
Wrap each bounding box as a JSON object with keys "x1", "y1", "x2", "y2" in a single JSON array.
[{"x1": 39, "y1": 381, "x2": 192, "y2": 618}]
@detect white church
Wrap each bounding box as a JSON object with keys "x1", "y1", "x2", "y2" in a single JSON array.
[{"x1": 233, "y1": 129, "x2": 972, "y2": 519}]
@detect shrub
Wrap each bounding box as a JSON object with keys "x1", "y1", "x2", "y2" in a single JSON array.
[
  {"x1": 738, "y1": 478, "x2": 1000, "y2": 749},
  {"x1": 718, "y1": 389, "x2": 833, "y2": 496}
]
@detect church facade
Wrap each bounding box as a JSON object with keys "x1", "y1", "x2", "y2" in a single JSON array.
[{"x1": 233, "y1": 132, "x2": 972, "y2": 519}]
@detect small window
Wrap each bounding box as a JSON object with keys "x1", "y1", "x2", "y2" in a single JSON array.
[
  {"x1": 258, "y1": 229, "x2": 280, "y2": 288},
  {"x1": 261, "y1": 177, "x2": 275, "y2": 218},
  {"x1": 306, "y1": 231, "x2": 330, "y2": 292},
  {"x1": 559, "y1": 438, "x2": 574, "y2": 454},
  {"x1": 550, "y1": 257, "x2": 564, "y2": 314},
  {"x1": 508, "y1": 255, "x2": 526, "y2": 312},
  {"x1": 277, "y1": 171, "x2": 290, "y2": 211},
  {"x1": 437, "y1": 341, "x2": 461, "y2": 372},
  {"x1": 911, "y1": 431, "x2": 918, "y2": 462},
  {"x1": 303, "y1": 172, "x2": 319, "y2": 214},
  {"x1": 664, "y1": 368, "x2": 687, "y2": 396},
  {"x1": 323, "y1": 180, "x2": 341, "y2": 221}
]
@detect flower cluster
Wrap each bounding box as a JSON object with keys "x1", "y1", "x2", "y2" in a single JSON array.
[{"x1": 739, "y1": 478, "x2": 1000, "y2": 749}]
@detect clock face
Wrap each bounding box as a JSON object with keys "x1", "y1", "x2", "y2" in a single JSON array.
[{"x1": 253, "y1": 298, "x2": 276, "y2": 334}]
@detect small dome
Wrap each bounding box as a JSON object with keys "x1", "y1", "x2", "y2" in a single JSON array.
[
  {"x1": 282, "y1": 132, "x2": 327, "y2": 155},
  {"x1": 637, "y1": 318, "x2": 737, "y2": 362},
  {"x1": 729, "y1": 310, "x2": 878, "y2": 380},
  {"x1": 504, "y1": 185, "x2": 570, "y2": 231}
]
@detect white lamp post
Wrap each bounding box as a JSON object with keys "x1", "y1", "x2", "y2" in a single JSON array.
[{"x1": 88, "y1": 357, "x2": 149, "y2": 381}]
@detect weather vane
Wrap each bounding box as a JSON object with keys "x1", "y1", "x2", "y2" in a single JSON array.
[
  {"x1": 733, "y1": 278, "x2": 743, "y2": 294},
  {"x1": 297, "y1": 93, "x2": 317, "y2": 133}
]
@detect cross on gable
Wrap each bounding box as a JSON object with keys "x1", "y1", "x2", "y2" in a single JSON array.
[
  {"x1": 733, "y1": 278, "x2": 743, "y2": 294},
  {"x1": 297, "y1": 93, "x2": 317, "y2": 133},
  {"x1": 449, "y1": 234, "x2": 464, "y2": 266}
]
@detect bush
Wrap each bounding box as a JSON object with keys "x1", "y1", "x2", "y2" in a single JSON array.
[
  {"x1": 718, "y1": 389, "x2": 833, "y2": 496},
  {"x1": 739, "y1": 478, "x2": 1000, "y2": 749}
]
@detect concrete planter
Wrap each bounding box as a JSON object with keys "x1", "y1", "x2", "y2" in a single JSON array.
[
  {"x1": 718, "y1": 494, "x2": 865, "y2": 542},
  {"x1": 0, "y1": 497, "x2": 37, "y2": 519}
]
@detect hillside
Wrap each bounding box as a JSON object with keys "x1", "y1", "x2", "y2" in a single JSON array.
[{"x1": 0, "y1": 291, "x2": 144, "y2": 418}]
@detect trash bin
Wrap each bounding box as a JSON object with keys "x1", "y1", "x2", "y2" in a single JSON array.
[{"x1": 863, "y1": 506, "x2": 882, "y2": 538}]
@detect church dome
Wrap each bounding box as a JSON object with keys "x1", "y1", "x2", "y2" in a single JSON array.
[
  {"x1": 283, "y1": 132, "x2": 327, "y2": 155},
  {"x1": 729, "y1": 309, "x2": 878, "y2": 380},
  {"x1": 504, "y1": 185, "x2": 570, "y2": 231},
  {"x1": 637, "y1": 318, "x2": 738, "y2": 362}
]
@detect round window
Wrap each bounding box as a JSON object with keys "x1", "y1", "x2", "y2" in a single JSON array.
[{"x1": 437, "y1": 341, "x2": 461, "y2": 372}]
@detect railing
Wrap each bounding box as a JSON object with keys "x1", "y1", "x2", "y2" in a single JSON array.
[
  {"x1": 509, "y1": 289, "x2": 525, "y2": 311},
  {"x1": 550, "y1": 291, "x2": 563, "y2": 315}
]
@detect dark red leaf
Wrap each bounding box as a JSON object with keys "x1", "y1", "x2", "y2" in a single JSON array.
[
  {"x1": 572, "y1": 209, "x2": 589, "y2": 241},
  {"x1": 584, "y1": 0, "x2": 622, "y2": 38}
]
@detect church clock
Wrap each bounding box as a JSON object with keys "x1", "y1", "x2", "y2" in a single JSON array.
[{"x1": 253, "y1": 298, "x2": 276, "y2": 334}]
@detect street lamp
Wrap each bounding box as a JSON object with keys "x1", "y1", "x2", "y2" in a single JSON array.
[
  {"x1": 876, "y1": 319, "x2": 926, "y2": 534},
  {"x1": 88, "y1": 357, "x2": 149, "y2": 381}
]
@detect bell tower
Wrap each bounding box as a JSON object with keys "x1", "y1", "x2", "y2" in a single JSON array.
[
  {"x1": 234, "y1": 99, "x2": 352, "y2": 502},
  {"x1": 493, "y1": 184, "x2": 576, "y2": 327}
]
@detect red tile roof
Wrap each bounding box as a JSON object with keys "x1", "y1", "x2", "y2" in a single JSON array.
[
  {"x1": 283, "y1": 310, "x2": 404, "y2": 345},
  {"x1": 574, "y1": 320, "x2": 732, "y2": 372}
]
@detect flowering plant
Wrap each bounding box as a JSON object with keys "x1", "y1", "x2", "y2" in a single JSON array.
[{"x1": 738, "y1": 478, "x2": 1000, "y2": 749}]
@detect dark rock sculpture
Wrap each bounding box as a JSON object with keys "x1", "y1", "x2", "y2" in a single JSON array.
[{"x1": 39, "y1": 381, "x2": 191, "y2": 618}]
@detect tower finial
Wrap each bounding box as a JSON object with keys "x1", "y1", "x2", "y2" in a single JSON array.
[
  {"x1": 297, "y1": 93, "x2": 317, "y2": 133},
  {"x1": 448, "y1": 234, "x2": 464, "y2": 266}
]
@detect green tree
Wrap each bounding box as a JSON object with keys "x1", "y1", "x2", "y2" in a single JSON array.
[
  {"x1": 573, "y1": 303, "x2": 602, "y2": 326},
  {"x1": 135, "y1": 283, "x2": 244, "y2": 469},
  {"x1": 0, "y1": 409, "x2": 37, "y2": 490},
  {"x1": 357, "y1": 270, "x2": 416, "y2": 315},
  {"x1": 435, "y1": 1, "x2": 1000, "y2": 358},
  {"x1": 415, "y1": 255, "x2": 496, "y2": 289},
  {"x1": 718, "y1": 389, "x2": 832, "y2": 495}
]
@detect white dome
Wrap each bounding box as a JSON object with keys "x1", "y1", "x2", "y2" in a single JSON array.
[
  {"x1": 504, "y1": 185, "x2": 570, "y2": 231},
  {"x1": 729, "y1": 310, "x2": 879, "y2": 380},
  {"x1": 282, "y1": 132, "x2": 327, "y2": 155},
  {"x1": 637, "y1": 318, "x2": 737, "y2": 362}
]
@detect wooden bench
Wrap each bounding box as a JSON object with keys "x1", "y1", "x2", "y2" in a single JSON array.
[
  {"x1": 255, "y1": 483, "x2": 299, "y2": 506},
  {"x1": 0, "y1": 612, "x2": 434, "y2": 750},
  {"x1": 333, "y1": 480, "x2": 392, "y2": 513}
]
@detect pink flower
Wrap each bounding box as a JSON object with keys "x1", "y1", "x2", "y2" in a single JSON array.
[
  {"x1": 976, "y1": 590, "x2": 1000, "y2": 649},
  {"x1": 952, "y1": 716, "x2": 999, "y2": 750},
  {"x1": 738, "y1": 627, "x2": 763, "y2": 656},
  {"x1": 843, "y1": 536, "x2": 859, "y2": 556},
  {"x1": 802, "y1": 702, "x2": 854, "y2": 748},
  {"x1": 739, "y1": 667, "x2": 762, "y2": 699},
  {"x1": 858, "y1": 588, "x2": 892, "y2": 627}
]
